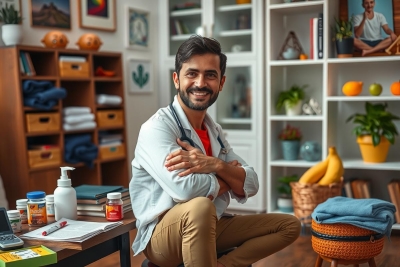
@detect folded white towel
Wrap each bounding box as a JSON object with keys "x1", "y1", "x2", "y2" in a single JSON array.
[
  {"x1": 64, "y1": 114, "x2": 95, "y2": 124},
  {"x1": 96, "y1": 94, "x2": 122, "y2": 105},
  {"x1": 63, "y1": 121, "x2": 97, "y2": 131},
  {"x1": 99, "y1": 141, "x2": 122, "y2": 147},
  {"x1": 63, "y1": 106, "x2": 91, "y2": 116},
  {"x1": 99, "y1": 134, "x2": 123, "y2": 143}
]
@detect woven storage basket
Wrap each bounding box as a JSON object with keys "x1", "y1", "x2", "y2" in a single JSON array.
[
  {"x1": 290, "y1": 178, "x2": 343, "y2": 224},
  {"x1": 311, "y1": 220, "x2": 384, "y2": 260}
]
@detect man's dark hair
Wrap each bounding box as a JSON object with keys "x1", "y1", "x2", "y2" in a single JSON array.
[{"x1": 175, "y1": 35, "x2": 227, "y2": 78}]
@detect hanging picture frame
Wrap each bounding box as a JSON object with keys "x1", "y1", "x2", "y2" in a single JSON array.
[
  {"x1": 30, "y1": 0, "x2": 71, "y2": 29},
  {"x1": 78, "y1": 0, "x2": 116, "y2": 32},
  {"x1": 128, "y1": 59, "x2": 152, "y2": 94},
  {"x1": 126, "y1": 6, "x2": 150, "y2": 50},
  {"x1": 0, "y1": 0, "x2": 21, "y2": 24}
]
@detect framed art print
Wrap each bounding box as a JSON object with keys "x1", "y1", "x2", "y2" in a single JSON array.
[
  {"x1": 30, "y1": 0, "x2": 70, "y2": 29},
  {"x1": 128, "y1": 59, "x2": 152, "y2": 94},
  {"x1": 126, "y1": 7, "x2": 149, "y2": 50},
  {"x1": 78, "y1": 0, "x2": 116, "y2": 32}
]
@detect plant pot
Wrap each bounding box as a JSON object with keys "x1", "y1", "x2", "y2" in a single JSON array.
[
  {"x1": 285, "y1": 100, "x2": 302, "y2": 116},
  {"x1": 335, "y1": 38, "x2": 354, "y2": 58},
  {"x1": 1, "y1": 24, "x2": 23, "y2": 46},
  {"x1": 277, "y1": 196, "x2": 293, "y2": 212},
  {"x1": 281, "y1": 140, "x2": 300, "y2": 160},
  {"x1": 357, "y1": 135, "x2": 390, "y2": 163}
]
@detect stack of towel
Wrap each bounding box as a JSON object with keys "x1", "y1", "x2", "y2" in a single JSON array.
[
  {"x1": 63, "y1": 107, "x2": 96, "y2": 131},
  {"x1": 312, "y1": 196, "x2": 396, "y2": 237},
  {"x1": 23, "y1": 80, "x2": 67, "y2": 110},
  {"x1": 64, "y1": 134, "x2": 98, "y2": 167},
  {"x1": 96, "y1": 94, "x2": 122, "y2": 106},
  {"x1": 99, "y1": 132, "x2": 123, "y2": 149}
]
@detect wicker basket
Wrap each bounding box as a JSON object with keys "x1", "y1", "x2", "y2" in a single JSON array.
[
  {"x1": 311, "y1": 220, "x2": 384, "y2": 260},
  {"x1": 290, "y1": 178, "x2": 343, "y2": 224}
]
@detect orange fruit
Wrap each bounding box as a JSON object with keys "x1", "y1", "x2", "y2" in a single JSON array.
[
  {"x1": 299, "y1": 54, "x2": 308, "y2": 60},
  {"x1": 390, "y1": 80, "x2": 400, "y2": 95},
  {"x1": 342, "y1": 81, "x2": 363, "y2": 96}
]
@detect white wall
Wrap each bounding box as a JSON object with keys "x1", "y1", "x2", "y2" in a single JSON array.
[{"x1": 0, "y1": 0, "x2": 160, "y2": 179}]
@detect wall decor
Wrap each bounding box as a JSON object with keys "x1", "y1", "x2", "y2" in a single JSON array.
[
  {"x1": 78, "y1": 0, "x2": 116, "y2": 32},
  {"x1": 126, "y1": 6, "x2": 149, "y2": 50},
  {"x1": 0, "y1": 0, "x2": 21, "y2": 22},
  {"x1": 128, "y1": 59, "x2": 152, "y2": 93},
  {"x1": 30, "y1": 0, "x2": 71, "y2": 29}
]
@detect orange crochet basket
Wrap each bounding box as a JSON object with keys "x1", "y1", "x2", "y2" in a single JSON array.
[
  {"x1": 311, "y1": 220, "x2": 384, "y2": 260},
  {"x1": 290, "y1": 178, "x2": 343, "y2": 224}
]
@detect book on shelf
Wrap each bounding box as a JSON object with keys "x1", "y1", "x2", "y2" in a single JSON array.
[
  {"x1": 343, "y1": 181, "x2": 353, "y2": 198},
  {"x1": 387, "y1": 180, "x2": 400, "y2": 223},
  {"x1": 317, "y1": 13, "x2": 323, "y2": 59},
  {"x1": 74, "y1": 184, "x2": 127, "y2": 200},
  {"x1": 76, "y1": 188, "x2": 129, "y2": 204},
  {"x1": 77, "y1": 196, "x2": 131, "y2": 211},
  {"x1": 309, "y1": 14, "x2": 323, "y2": 60},
  {"x1": 19, "y1": 52, "x2": 36, "y2": 76},
  {"x1": 350, "y1": 179, "x2": 371, "y2": 199},
  {"x1": 77, "y1": 203, "x2": 132, "y2": 217}
]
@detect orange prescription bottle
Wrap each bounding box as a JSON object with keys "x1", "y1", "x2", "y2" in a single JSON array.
[
  {"x1": 106, "y1": 192, "x2": 123, "y2": 221},
  {"x1": 27, "y1": 191, "x2": 47, "y2": 226}
]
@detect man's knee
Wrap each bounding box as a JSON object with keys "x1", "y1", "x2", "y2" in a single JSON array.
[
  {"x1": 285, "y1": 215, "x2": 301, "y2": 239},
  {"x1": 184, "y1": 197, "x2": 216, "y2": 224}
]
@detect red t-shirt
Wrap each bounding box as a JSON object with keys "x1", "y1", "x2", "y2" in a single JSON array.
[{"x1": 195, "y1": 128, "x2": 213, "y2": 156}]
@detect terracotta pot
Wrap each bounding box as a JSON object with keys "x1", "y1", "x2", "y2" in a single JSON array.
[
  {"x1": 357, "y1": 135, "x2": 390, "y2": 163},
  {"x1": 236, "y1": 0, "x2": 251, "y2": 4}
]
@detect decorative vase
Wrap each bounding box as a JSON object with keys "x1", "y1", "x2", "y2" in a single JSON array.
[
  {"x1": 285, "y1": 101, "x2": 302, "y2": 116},
  {"x1": 1, "y1": 24, "x2": 23, "y2": 46},
  {"x1": 335, "y1": 37, "x2": 354, "y2": 58},
  {"x1": 281, "y1": 140, "x2": 300, "y2": 160},
  {"x1": 357, "y1": 135, "x2": 390, "y2": 163},
  {"x1": 300, "y1": 141, "x2": 322, "y2": 161},
  {"x1": 277, "y1": 196, "x2": 293, "y2": 212}
]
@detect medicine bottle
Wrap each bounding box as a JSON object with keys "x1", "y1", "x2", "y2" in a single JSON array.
[
  {"x1": 106, "y1": 192, "x2": 123, "y2": 221},
  {"x1": 7, "y1": 210, "x2": 22, "y2": 233},
  {"x1": 16, "y1": 199, "x2": 28, "y2": 224},
  {"x1": 46, "y1": 194, "x2": 55, "y2": 217},
  {"x1": 27, "y1": 191, "x2": 47, "y2": 226}
]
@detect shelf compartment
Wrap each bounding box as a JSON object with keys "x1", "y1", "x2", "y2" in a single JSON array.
[
  {"x1": 93, "y1": 54, "x2": 122, "y2": 79},
  {"x1": 21, "y1": 50, "x2": 57, "y2": 76},
  {"x1": 61, "y1": 81, "x2": 93, "y2": 108},
  {"x1": 100, "y1": 160, "x2": 128, "y2": 185}
]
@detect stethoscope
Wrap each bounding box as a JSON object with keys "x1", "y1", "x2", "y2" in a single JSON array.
[{"x1": 169, "y1": 103, "x2": 228, "y2": 154}]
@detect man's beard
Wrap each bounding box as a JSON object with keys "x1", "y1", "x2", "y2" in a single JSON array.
[{"x1": 178, "y1": 86, "x2": 219, "y2": 111}]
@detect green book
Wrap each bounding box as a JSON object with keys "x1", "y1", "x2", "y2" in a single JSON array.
[
  {"x1": 74, "y1": 184, "x2": 124, "y2": 200},
  {"x1": 0, "y1": 245, "x2": 57, "y2": 267}
]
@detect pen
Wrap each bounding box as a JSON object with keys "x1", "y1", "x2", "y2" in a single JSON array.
[{"x1": 42, "y1": 221, "x2": 67, "y2": 236}]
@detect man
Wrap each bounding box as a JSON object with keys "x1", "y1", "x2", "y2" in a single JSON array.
[
  {"x1": 130, "y1": 35, "x2": 300, "y2": 267},
  {"x1": 353, "y1": 0, "x2": 397, "y2": 56}
]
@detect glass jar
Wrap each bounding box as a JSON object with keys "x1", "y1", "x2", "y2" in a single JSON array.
[
  {"x1": 7, "y1": 210, "x2": 22, "y2": 233},
  {"x1": 46, "y1": 194, "x2": 55, "y2": 217},
  {"x1": 27, "y1": 191, "x2": 47, "y2": 226},
  {"x1": 16, "y1": 199, "x2": 28, "y2": 224},
  {"x1": 106, "y1": 192, "x2": 123, "y2": 221}
]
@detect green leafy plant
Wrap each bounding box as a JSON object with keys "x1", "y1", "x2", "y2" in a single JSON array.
[
  {"x1": 346, "y1": 102, "x2": 399, "y2": 146},
  {"x1": 0, "y1": 3, "x2": 22, "y2": 24},
  {"x1": 276, "y1": 84, "x2": 307, "y2": 112},
  {"x1": 277, "y1": 174, "x2": 299, "y2": 197},
  {"x1": 332, "y1": 16, "x2": 353, "y2": 42},
  {"x1": 278, "y1": 124, "x2": 302, "y2": 141}
]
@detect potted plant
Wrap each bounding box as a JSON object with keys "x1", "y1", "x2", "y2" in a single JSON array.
[
  {"x1": 277, "y1": 174, "x2": 299, "y2": 212},
  {"x1": 346, "y1": 102, "x2": 399, "y2": 163},
  {"x1": 276, "y1": 84, "x2": 307, "y2": 116},
  {"x1": 0, "y1": 3, "x2": 23, "y2": 46},
  {"x1": 279, "y1": 124, "x2": 302, "y2": 160},
  {"x1": 332, "y1": 16, "x2": 354, "y2": 58}
]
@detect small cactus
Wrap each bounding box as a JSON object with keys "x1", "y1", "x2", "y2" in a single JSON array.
[{"x1": 132, "y1": 65, "x2": 149, "y2": 89}]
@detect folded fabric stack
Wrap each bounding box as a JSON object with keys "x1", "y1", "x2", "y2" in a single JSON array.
[
  {"x1": 23, "y1": 80, "x2": 67, "y2": 110},
  {"x1": 312, "y1": 196, "x2": 396, "y2": 237},
  {"x1": 63, "y1": 107, "x2": 96, "y2": 131},
  {"x1": 99, "y1": 132, "x2": 123, "y2": 147},
  {"x1": 64, "y1": 134, "x2": 98, "y2": 167},
  {"x1": 96, "y1": 94, "x2": 122, "y2": 106}
]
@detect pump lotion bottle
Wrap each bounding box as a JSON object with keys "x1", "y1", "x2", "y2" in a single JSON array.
[{"x1": 54, "y1": 167, "x2": 77, "y2": 220}]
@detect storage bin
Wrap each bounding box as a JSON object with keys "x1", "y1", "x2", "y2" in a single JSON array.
[
  {"x1": 59, "y1": 61, "x2": 89, "y2": 77},
  {"x1": 97, "y1": 110, "x2": 124, "y2": 128},
  {"x1": 26, "y1": 113, "x2": 60, "y2": 133},
  {"x1": 100, "y1": 144, "x2": 125, "y2": 160},
  {"x1": 28, "y1": 147, "x2": 61, "y2": 168}
]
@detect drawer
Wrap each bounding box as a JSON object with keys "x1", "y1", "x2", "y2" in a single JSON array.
[
  {"x1": 59, "y1": 61, "x2": 89, "y2": 77},
  {"x1": 97, "y1": 110, "x2": 124, "y2": 128},
  {"x1": 28, "y1": 148, "x2": 61, "y2": 168},
  {"x1": 26, "y1": 113, "x2": 60, "y2": 133},
  {"x1": 99, "y1": 144, "x2": 125, "y2": 160}
]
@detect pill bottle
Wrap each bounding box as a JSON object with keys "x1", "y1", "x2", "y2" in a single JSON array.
[
  {"x1": 27, "y1": 191, "x2": 47, "y2": 226},
  {"x1": 46, "y1": 194, "x2": 55, "y2": 217},
  {"x1": 16, "y1": 199, "x2": 28, "y2": 224},
  {"x1": 106, "y1": 192, "x2": 123, "y2": 221},
  {"x1": 7, "y1": 210, "x2": 22, "y2": 233}
]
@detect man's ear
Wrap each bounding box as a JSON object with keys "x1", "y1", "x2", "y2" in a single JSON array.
[
  {"x1": 173, "y1": 72, "x2": 179, "y2": 90},
  {"x1": 219, "y1": 76, "x2": 226, "y2": 91}
]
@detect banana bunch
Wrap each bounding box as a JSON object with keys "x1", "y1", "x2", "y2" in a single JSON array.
[{"x1": 299, "y1": 146, "x2": 344, "y2": 185}]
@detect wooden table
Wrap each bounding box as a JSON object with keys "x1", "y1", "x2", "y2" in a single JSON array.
[{"x1": 20, "y1": 213, "x2": 136, "y2": 267}]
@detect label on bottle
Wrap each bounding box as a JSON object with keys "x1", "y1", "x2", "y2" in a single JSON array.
[
  {"x1": 106, "y1": 204, "x2": 123, "y2": 221},
  {"x1": 17, "y1": 208, "x2": 28, "y2": 224},
  {"x1": 27, "y1": 203, "x2": 47, "y2": 226},
  {"x1": 8, "y1": 218, "x2": 22, "y2": 233},
  {"x1": 46, "y1": 203, "x2": 55, "y2": 217}
]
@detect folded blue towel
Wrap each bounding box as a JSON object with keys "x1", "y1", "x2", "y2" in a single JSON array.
[
  {"x1": 23, "y1": 88, "x2": 67, "y2": 110},
  {"x1": 24, "y1": 98, "x2": 58, "y2": 110},
  {"x1": 64, "y1": 134, "x2": 98, "y2": 167},
  {"x1": 23, "y1": 80, "x2": 54, "y2": 96},
  {"x1": 312, "y1": 196, "x2": 396, "y2": 237}
]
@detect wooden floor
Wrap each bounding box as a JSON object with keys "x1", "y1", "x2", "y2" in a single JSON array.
[{"x1": 87, "y1": 229, "x2": 400, "y2": 267}]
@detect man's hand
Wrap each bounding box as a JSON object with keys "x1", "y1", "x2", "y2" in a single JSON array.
[{"x1": 390, "y1": 32, "x2": 398, "y2": 42}]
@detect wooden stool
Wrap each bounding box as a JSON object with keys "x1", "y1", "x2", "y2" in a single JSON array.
[{"x1": 314, "y1": 254, "x2": 377, "y2": 267}]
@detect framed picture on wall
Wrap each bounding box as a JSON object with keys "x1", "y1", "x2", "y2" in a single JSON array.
[
  {"x1": 0, "y1": 0, "x2": 21, "y2": 24},
  {"x1": 128, "y1": 59, "x2": 152, "y2": 94},
  {"x1": 30, "y1": 0, "x2": 70, "y2": 29},
  {"x1": 78, "y1": 0, "x2": 116, "y2": 32},
  {"x1": 126, "y1": 6, "x2": 150, "y2": 50}
]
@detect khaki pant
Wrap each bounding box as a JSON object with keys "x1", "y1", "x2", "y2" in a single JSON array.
[{"x1": 144, "y1": 197, "x2": 301, "y2": 267}]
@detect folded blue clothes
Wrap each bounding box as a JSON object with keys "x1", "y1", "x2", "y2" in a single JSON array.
[
  {"x1": 312, "y1": 196, "x2": 396, "y2": 237},
  {"x1": 23, "y1": 80, "x2": 54, "y2": 96},
  {"x1": 24, "y1": 98, "x2": 58, "y2": 110},
  {"x1": 65, "y1": 134, "x2": 98, "y2": 168},
  {"x1": 23, "y1": 88, "x2": 67, "y2": 110}
]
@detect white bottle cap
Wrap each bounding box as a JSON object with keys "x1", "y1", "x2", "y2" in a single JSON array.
[
  {"x1": 7, "y1": 210, "x2": 20, "y2": 217},
  {"x1": 46, "y1": 195, "x2": 54, "y2": 202},
  {"x1": 16, "y1": 199, "x2": 28, "y2": 205},
  {"x1": 107, "y1": 192, "x2": 121, "y2": 199},
  {"x1": 58, "y1": 166, "x2": 75, "y2": 186}
]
